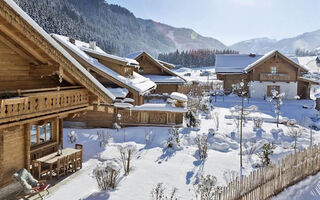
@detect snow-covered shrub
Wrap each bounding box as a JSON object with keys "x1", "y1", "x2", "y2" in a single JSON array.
[
  {"x1": 213, "y1": 112, "x2": 219, "y2": 130},
  {"x1": 208, "y1": 128, "x2": 215, "y2": 136},
  {"x1": 223, "y1": 170, "x2": 239, "y2": 185},
  {"x1": 253, "y1": 117, "x2": 264, "y2": 129},
  {"x1": 186, "y1": 110, "x2": 200, "y2": 128},
  {"x1": 118, "y1": 142, "x2": 137, "y2": 175},
  {"x1": 67, "y1": 131, "x2": 78, "y2": 144},
  {"x1": 150, "y1": 183, "x2": 178, "y2": 200},
  {"x1": 195, "y1": 134, "x2": 208, "y2": 160},
  {"x1": 113, "y1": 122, "x2": 121, "y2": 131},
  {"x1": 195, "y1": 175, "x2": 219, "y2": 200},
  {"x1": 257, "y1": 143, "x2": 275, "y2": 167},
  {"x1": 93, "y1": 160, "x2": 121, "y2": 190},
  {"x1": 199, "y1": 96, "x2": 211, "y2": 113},
  {"x1": 97, "y1": 130, "x2": 112, "y2": 148},
  {"x1": 166, "y1": 128, "x2": 180, "y2": 149},
  {"x1": 287, "y1": 119, "x2": 297, "y2": 126},
  {"x1": 145, "y1": 129, "x2": 154, "y2": 147},
  {"x1": 244, "y1": 140, "x2": 259, "y2": 159},
  {"x1": 287, "y1": 123, "x2": 302, "y2": 155}
]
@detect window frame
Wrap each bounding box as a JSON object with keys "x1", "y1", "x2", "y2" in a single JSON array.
[
  {"x1": 271, "y1": 66, "x2": 277, "y2": 74},
  {"x1": 30, "y1": 122, "x2": 53, "y2": 146}
]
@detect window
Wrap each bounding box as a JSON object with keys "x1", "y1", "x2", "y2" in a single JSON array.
[
  {"x1": 271, "y1": 66, "x2": 277, "y2": 74},
  {"x1": 30, "y1": 122, "x2": 52, "y2": 146}
]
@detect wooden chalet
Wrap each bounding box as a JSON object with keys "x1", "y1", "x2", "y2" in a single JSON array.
[
  {"x1": 0, "y1": 0, "x2": 116, "y2": 192},
  {"x1": 216, "y1": 50, "x2": 316, "y2": 99},
  {"x1": 52, "y1": 35, "x2": 188, "y2": 128},
  {"x1": 127, "y1": 51, "x2": 187, "y2": 94}
]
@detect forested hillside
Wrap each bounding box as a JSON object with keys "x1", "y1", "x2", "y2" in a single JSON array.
[{"x1": 15, "y1": 0, "x2": 227, "y2": 56}]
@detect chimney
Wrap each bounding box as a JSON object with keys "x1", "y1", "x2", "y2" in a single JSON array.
[
  {"x1": 69, "y1": 38, "x2": 76, "y2": 45},
  {"x1": 89, "y1": 41, "x2": 96, "y2": 50}
]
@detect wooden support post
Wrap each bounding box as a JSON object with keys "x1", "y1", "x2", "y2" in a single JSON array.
[
  {"x1": 59, "y1": 118, "x2": 64, "y2": 148},
  {"x1": 0, "y1": 130, "x2": 3, "y2": 183},
  {"x1": 24, "y1": 123, "x2": 31, "y2": 171}
]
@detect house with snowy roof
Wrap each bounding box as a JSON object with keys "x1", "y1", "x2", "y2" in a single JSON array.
[
  {"x1": 127, "y1": 51, "x2": 187, "y2": 94},
  {"x1": 0, "y1": 0, "x2": 120, "y2": 192},
  {"x1": 216, "y1": 50, "x2": 317, "y2": 99},
  {"x1": 52, "y1": 35, "x2": 187, "y2": 128}
]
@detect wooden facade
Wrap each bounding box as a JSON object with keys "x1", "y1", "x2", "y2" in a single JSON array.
[
  {"x1": 0, "y1": 1, "x2": 112, "y2": 189},
  {"x1": 132, "y1": 52, "x2": 186, "y2": 94},
  {"x1": 217, "y1": 51, "x2": 313, "y2": 99}
]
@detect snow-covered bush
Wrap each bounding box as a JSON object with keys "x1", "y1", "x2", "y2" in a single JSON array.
[
  {"x1": 199, "y1": 96, "x2": 211, "y2": 113},
  {"x1": 150, "y1": 183, "x2": 178, "y2": 200},
  {"x1": 118, "y1": 142, "x2": 137, "y2": 175},
  {"x1": 186, "y1": 110, "x2": 200, "y2": 128},
  {"x1": 287, "y1": 123, "x2": 302, "y2": 155},
  {"x1": 166, "y1": 128, "x2": 181, "y2": 149},
  {"x1": 67, "y1": 131, "x2": 78, "y2": 144},
  {"x1": 195, "y1": 175, "x2": 219, "y2": 200},
  {"x1": 113, "y1": 122, "x2": 121, "y2": 131},
  {"x1": 195, "y1": 134, "x2": 208, "y2": 160},
  {"x1": 244, "y1": 140, "x2": 259, "y2": 159},
  {"x1": 223, "y1": 170, "x2": 239, "y2": 185},
  {"x1": 253, "y1": 116, "x2": 264, "y2": 129},
  {"x1": 93, "y1": 160, "x2": 121, "y2": 190},
  {"x1": 269, "y1": 90, "x2": 285, "y2": 127},
  {"x1": 145, "y1": 129, "x2": 154, "y2": 147},
  {"x1": 257, "y1": 143, "x2": 275, "y2": 167},
  {"x1": 208, "y1": 128, "x2": 215, "y2": 136},
  {"x1": 97, "y1": 130, "x2": 112, "y2": 148}
]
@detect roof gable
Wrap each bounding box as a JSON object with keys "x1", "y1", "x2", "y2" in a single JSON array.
[
  {"x1": 2, "y1": 0, "x2": 115, "y2": 103},
  {"x1": 244, "y1": 50, "x2": 309, "y2": 72},
  {"x1": 127, "y1": 51, "x2": 187, "y2": 82}
]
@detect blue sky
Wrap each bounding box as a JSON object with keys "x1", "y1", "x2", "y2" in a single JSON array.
[{"x1": 107, "y1": 0, "x2": 320, "y2": 46}]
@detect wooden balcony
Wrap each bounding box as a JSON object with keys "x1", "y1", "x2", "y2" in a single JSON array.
[
  {"x1": 0, "y1": 87, "x2": 89, "y2": 124},
  {"x1": 260, "y1": 73, "x2": 290, "y2": 81}
]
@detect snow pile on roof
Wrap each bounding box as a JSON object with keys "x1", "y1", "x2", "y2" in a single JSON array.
[
  {"x1": 215, "y1": 54, "x2": 263, "y2": 73},
  {"x1": 170, "y1": 92, "x2": 188, "y2": 102},
  {"x1": 290, "y1": 56, "x2": 320, "y2": 72},
  {"x1": 107, "y1": 88, "x2": 129, "y2": 98},
  {"x1": 114, "y1": 102, "x2": 134, "y2": 108},
  {"x1": 52, "y1": 34, "x2": 156, "y2": 94},
  {"x1": 131, "y1": 103, "x2": 187, "y2": 112},
  {"x1": 82, "y1": 47, "x2": 139, "y2": 67},
  {"x1": 4, "y1": 1, "x2": 116, "y2": 101},
  {"x1": 143, "y1": 75, "x2": 185, "y2": 83}
]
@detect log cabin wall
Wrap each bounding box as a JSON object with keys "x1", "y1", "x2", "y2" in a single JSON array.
[
  {"x1": 0, "y1": 40, "x2": 69, "y2": 91},
  {"x1": 247, "y1": 55, "x2": 299, "y2": 82},
  {"x1": 136, "y1": 55, "x2": 167, "y2": 75},
  {"x1": 217, "y1": 74, "x2": 247, "y2": 92},
  {"x1": 153, "y1": 84, "x2": 179, "y2": 94}
]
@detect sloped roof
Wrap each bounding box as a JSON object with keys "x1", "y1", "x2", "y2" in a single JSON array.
[
  {"x1": 52, "y1": 34, "x2": 156, "y2": 95},
  {"x1": 126, "y1": 51, "x2": 187, "y2": 82},
  {"x1": 215, "y1": 54, "x2": 263, "y2": 73},
  {"x1": 158, "y1": 60, "x2": 175, "y2": 69},
  {"x1": 245, "y1": 50, "x2": 309, "y2": 72},
  {"x1": 3, "y1": 0, "x2": 115, "y2": 103},
  {"x1": 143, "y1": 75, "x2": 185, "y2": 84},
  {"x1": 290, "y1": 56, "x2": 320, "y2": 72}
]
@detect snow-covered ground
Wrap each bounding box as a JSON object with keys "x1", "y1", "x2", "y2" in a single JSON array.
[
  {"x1": 46, "y1": 96, "x2": 320, "y2": 200},
  {"x1": 173, "y1": 66, "x2": 216, "y2": 82}
]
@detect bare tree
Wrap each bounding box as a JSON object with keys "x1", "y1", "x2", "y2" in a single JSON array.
[
  {"x1": 269, "y1": 89, "x2": 285, "y2": 127},
  {"x1": 287, "y1": 119, "x2": 302, "y2": 156},
  {"x1": 151, "y1": 183, "x2": 178, "y2": 200},
  {"x1": 195, "y1": 134, "x2": 208, "y2": 160},
  {"x1": 118, "y1": 142, "x2": 137, "y2": 175}
]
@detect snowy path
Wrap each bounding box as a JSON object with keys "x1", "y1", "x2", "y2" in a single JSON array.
[{"x1": 272, "y1": 172, "x2": 320, "y2": 200}]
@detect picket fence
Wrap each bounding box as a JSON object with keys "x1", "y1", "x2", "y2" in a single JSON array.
[{"x1": 215, "y1": 144, "x2": 320, "y2": 200}]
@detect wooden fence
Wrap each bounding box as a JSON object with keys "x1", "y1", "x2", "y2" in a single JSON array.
[{"x1": 215, "y1": 144, "x2": 320, "y2": 200}]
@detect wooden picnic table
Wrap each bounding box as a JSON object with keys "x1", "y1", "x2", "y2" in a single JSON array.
[{"x1": 36, "y1": 148, "x2": 81, "y2": 179}]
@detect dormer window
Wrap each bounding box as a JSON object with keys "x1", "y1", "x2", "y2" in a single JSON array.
[{"x1": 271, "y1": 66, "x2": 277, "y2": 74}]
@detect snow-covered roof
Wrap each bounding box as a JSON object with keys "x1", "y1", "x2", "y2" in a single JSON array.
[
  {"x1": 215, "y1": 54, "x2": 263, "y2": 73},
  {"x1": 106, "y1": 88, "x2": 129, "y2": 98},
  {"x1": 170, "y1": 92, "x2": 188, "y2": 102},
  {"x1": 4, "y1": 0, "x2": 116, "y2": 102},
  {"x1": 52, "y1": 34, "x2": 156, "y2": 95},
  {"x1": 143, "y1": 75, "x2": 185, "y2": 84},
  {"x1": 131, "y1": 103, "x2": 187, "y2": 113},
  {"x1": 114, "y1": 103, "x2": 134, "y2": 108},
  {"x1": 158, "y1": 60, "x2": 175, "y2": 69},
  {"x1": 82, "y1": 47, "x2": 139, "y2": 67},
  {"x1": 290, "y1": 56, "x2": 320, "y2": 72},
  {"x1": 126, "y1": 51, "x2": 187, "y2": 82},
  {"x1": 245, "y1": 50, "x2": 309, "y2": 72},
  {"x1": 216, "y1": 50, "x2": 309, "y2": 74}
]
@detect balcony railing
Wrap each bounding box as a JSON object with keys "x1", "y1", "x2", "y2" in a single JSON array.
[
  {"x1": 260, "y1": 73, "x2": 290, "y2": 81},
  {"x1": 0, "y1": 88, "x2": 89, "y2": 123}
]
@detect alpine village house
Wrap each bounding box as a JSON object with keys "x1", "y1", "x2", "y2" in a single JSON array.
[
  {"x1": 0, "y1": 0, "x2": 188, "y2": 194},
  {"x1": 216, "y1": 50, "x2": 318, "y2": 99}
]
